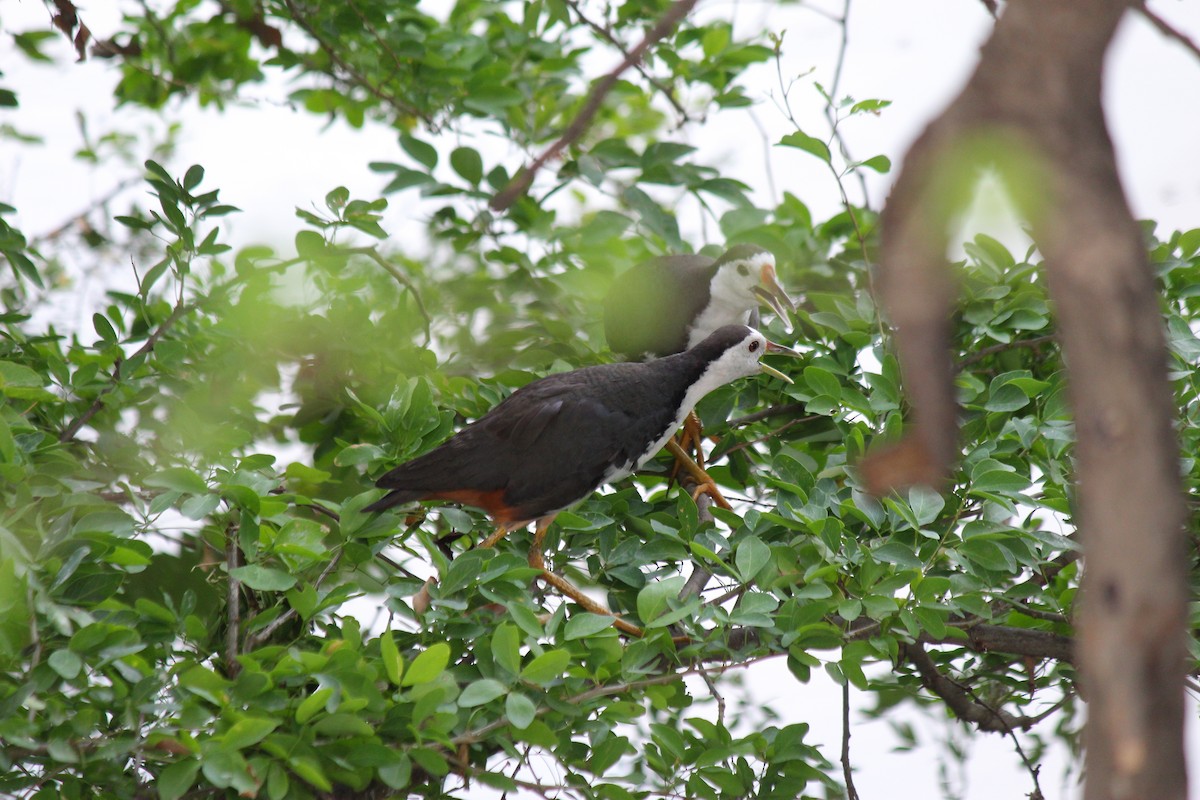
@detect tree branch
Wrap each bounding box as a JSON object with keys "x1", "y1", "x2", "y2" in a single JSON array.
[
  {"x1": 727, "y1": 402, "x2": 808, "y2": 427},
  {"x1": 562, "y1": 0, "x2": 691, "y2": 121},
  {"x1": 30, "y1": 177, "x2": 141, "y2": 244},
  {"x1": 841, "y1": 680, "x2": 861, "y2": 800},
  {"x1": 344, "y1": 246, "x2": 432, "y2": 345},
  {"x1": 489, "y1": 0, "x2": 700, "y2": 211},
  {"x1": 59, "y1": 299, "x2": 192, "y2": 442},
  {"x1": 225, "y1": 523, "x2": 242, "y2": 676},
  {"x1": 902, "y1": 641, "x2": 1054, "y2": 733},
  {"x1": 958, "y1": 333, "x2": 1057, "y2": 367},
  {"x1": 280, "y1": 0, "x2": 432, "y2": 126},
  {"x1": 1136, "y1": 2, "x2": 1200, "y2": 60}
]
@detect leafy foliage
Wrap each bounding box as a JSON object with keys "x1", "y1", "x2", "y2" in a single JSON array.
[{"x1": 0, "y1": 2, "x2": 1197, "y2": 799}]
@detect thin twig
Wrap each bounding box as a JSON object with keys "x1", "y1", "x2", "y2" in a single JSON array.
[
  {"x1": 747, "y1": 109, "x2": 780, "y2": 207},
  {"x1": 563, "y1": 0, "x2": 690, "y2": 120},
  {"x1": 58, "y1": 300, "x2": 192, "y2": 442},
  {"x1": 344, "y1": 246, "x2": 432, "y2": 345},
  {"x1": 701, "y1": 669, "x2": 727, "y2": 728},
  {"x1": 959, "y1": 333, "x2": 1057, "y2": 367},
  {"x1": 719, "y1": 414, "x2": 822, "y2": 457},
  {"x1": 961, "y1": 679, "x2": 1049, "y2": 799},
  {"x1": 225, "y1": 524, "x2": 241, "y2": 676},
  {"x1": 703, "y1": 582, "x2": 746, "y2": 609},
  {"x1": 490, "y1": 0, "x2": 700, "y2": 210},
  {"x1": 727, "y1": 402, "x2": 808, "y2": 427},
  {"x1": 841, "y1": 680, "x2": 861, "y2": 800},
  {"x1": 1136, "y1": 2, "x2": 1200, "y2": 60},
  {"x1": 822, "y1": 0, "x2": 870, "y2": 207},
  {"x1": 30, "y1": 177, "x2": 141, "y2": 244},
  {"x1": 680, "y1": 470, "x2": 717, "y2": 600},
  {"x1": 281, "y1": 0, "x2": 431, "y2": 126},
  {"x1": 245, "y1": 551, "x2": 344, "y2": 649},
  {"x1": 902, "y1": 641, "x2": 1061, "y2": 733}
]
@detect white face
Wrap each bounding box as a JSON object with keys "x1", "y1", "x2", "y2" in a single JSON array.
[
  {"x1": 632, "y1": 326, "x2": 775, "y2": 473},
  {"x1": 710, "y1": 250, "x2": 776, "y2": 305},
  {"x1": 697, "y1": 326, "x2": 772, "y2": 388}
]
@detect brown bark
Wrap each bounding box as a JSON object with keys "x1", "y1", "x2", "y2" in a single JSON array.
[{"x1": 865, "y1": 1, "x2": 1190, "y2": 797}]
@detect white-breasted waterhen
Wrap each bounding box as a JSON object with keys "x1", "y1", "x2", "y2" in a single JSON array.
[
  {"x1": 366, "y1": 325, "x2": 800, "y2": 634},
  {"x1": 603, "y1": 244, "x2": 796, "y2": 506}
]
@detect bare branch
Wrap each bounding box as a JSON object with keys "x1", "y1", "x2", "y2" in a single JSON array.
[
  {"x1": 680, "y1": 481, "x2": 716, "y2": 599},
  {"x1": 902, "y1": 641, "x2": 1049, "y2": 733},
  {"x1": 1136, "y1": 2, "x2": 1200, "y2": 60},
  {"x1": 841, "y1": 680, "x2": 861, "y2": 800},
  {"x1": 30, "y1": 177, "x2": 141, "y2": 245},
  {"x1": 490, "y1": 0, "x2": 700, "y2": 211}
]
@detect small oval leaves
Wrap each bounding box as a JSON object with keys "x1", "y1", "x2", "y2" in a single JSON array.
[
  {"x1": 458, "y1": 678, "x2": 507, "y2": 708},
  {"x1": 402, "y1": 642, "x2": 450, "y2": 687},
  {"x1": 506, "y1": 691, "x2": 537, "y2": 729},
  {"x1": 520, "y1": 648, "x2": 570, "y2": 685},
  {"x1": 380, "y1": 630, "x2": 404, "y2": 687}
]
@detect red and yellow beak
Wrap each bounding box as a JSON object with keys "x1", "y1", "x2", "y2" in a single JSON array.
[
  {"x1": 760, "y1": 339, "x2": 802, "y2": 383},
  {"x1": 753, "y1": 262, "x2": 797, "y2": 330}
]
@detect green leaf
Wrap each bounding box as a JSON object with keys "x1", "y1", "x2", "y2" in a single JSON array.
[
  {"x1": 229, "y1": 565, "x2": 296, "y2": 592},
  {"x1": 734, "y1": 537, "x2": 771, "y2": 583},
  {"x1": 491, "y1": 623, "x2": 521, "y2": 675},
  {"x1": 325, "y1": 186, "x2": 349, "y2": 211},
  {"x1": 858, "y1": 154, "x2": 892, "y2": 173},
  {"x1": 401, "y1": 134, "x2": 438, "y2": 169},
  {"x1": 221, "y1": 717, "x2": 279, "y2": 750},
  {"x1": 144, "y1": 467, "x2": 208, "y2": 495},
  {"x1": 402, "y1": 642, "x2": 451, "y2": 686},
  {"x1": 971, "y1": 470, "x2": 1031, "y2": 494},
  {"x1": 520, "y1": 648, "x2": 570, "y2": 685},
  {"x1": 296, "y1": 687, "x2": 333, "y2": 723},
  {"x1": 92, "y1": 313, "x2": 118, "y2": 343},
  {"x1": 378, "y1": 754, "x2": 412, "y2": 789},
  {"x1": 458, "y1": 678, "x2": 507, "y2": 708},
  {"x1": 157, "y1": 759, "x2": 201, "y2": 800},
  {"x1": 908, "y1": 487, "x2": 945, "y2": 526},
  {"x1": 380, "y1": 630, "x2": 404, "y2": 686},
  {"x1": 872, "y1": 541, "x2": 923, "y2": 570},
  {"x1": 802, "y1": 366, "x2": 841, "y2": 399},
  {"x1": 183, "y1": 164, "x2": 205, "y2": 191},
  {"x1": 48, "y1": 649, "x2": 82, "y2": 679},
  {"x1": 505, "y1": 691, "x2": 536, "y2": 729},
  {"x1": 285, "y1": 462, "x2": 331, "y2": 484},
  {"x1": 288, "y1": 754, "x2": 332, "y2": 791},
  {"x1": 636, "y1": 575, "x2": 687, "y2": 623},
  {"x1": 0, "y1": 361, "x2": 45, "y2": 390},
  {"x1": 779, "y1": 131, "x2": 831, "y2": 163},
  {"x1": 563, "y1": 612, "x2": 616, "y2": 640},
  {"x1": 450, "y1": 147, "x2": 483, "y2": 185},
  {"x1": 850, "y1": 98, "x2": 892, "y2": 114}
]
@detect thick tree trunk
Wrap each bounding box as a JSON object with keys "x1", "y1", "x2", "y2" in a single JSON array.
[{"x1": 867, "y1": 1, "x2": 1190, "y2": 797}]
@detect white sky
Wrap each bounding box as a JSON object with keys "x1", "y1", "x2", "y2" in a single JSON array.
[{"x1": 3, "y1": 1, "x2": 1199, "y2": 798}]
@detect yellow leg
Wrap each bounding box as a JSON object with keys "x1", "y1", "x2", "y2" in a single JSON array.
[
  {"x1": 527, "y1": 517, "x2": 644, "y2": 638},
  {"x1": 679, "y1": 411, "x2": 706, "y2": 470},
  {"x1": 479, "y1": 523, "x2": 515, "y2": 549},
  {"x1": 665, "y1": 439, "x2": 732, "y2": 510}
]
